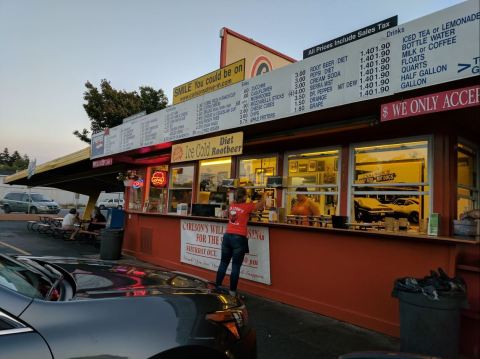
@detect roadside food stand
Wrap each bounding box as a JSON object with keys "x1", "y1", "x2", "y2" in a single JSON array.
[
  {"x1": 7, "y1": 1, "x2": 479, "y2": 356},
  {"x1": 88, "y1": 2, "x2": 480, "y2": 356}
]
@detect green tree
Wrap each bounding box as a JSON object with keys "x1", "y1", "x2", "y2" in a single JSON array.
[
  {"x1": 74, "y1": 79, "x2": 169, "y2": 143},
  {"x1": 0, "y1": 148, "x2": 29, "y2": 171}
]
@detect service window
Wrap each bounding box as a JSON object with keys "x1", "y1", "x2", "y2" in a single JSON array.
[
  {"x1": 145, "y1": 165, "x2": 169, "y2": 214},
  {"x1": 168, "y1": 165, "x2": 194, "y2": 213},
  {"x1": 238, "y1": 155, "x2": 278, "y2": 204},
  {"x1": 351, "y1": 139, "x2": 430, "y2": 231},
  {"x1": 284, "y1": 149, "x2": 340, "y2": 217},
  {"x1": 126, "y1": 169, "x2": 146, "y2": 211},
  {"x1": 457, "y1": 142, "x2": 479, "y2": 219},
  {"x1": 197, "y1": 157, "x2": 231, "y2": 204}
]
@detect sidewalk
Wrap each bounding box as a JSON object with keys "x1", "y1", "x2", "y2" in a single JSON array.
[{"x1": 0, "y1": 220, "x2": 400, "y2": 358}]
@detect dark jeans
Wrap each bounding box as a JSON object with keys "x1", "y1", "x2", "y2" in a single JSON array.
[{"x1": 215, "y1": 233, "x2": 249, "y2": 291}]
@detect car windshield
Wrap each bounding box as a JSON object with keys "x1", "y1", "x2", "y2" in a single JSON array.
[{"x1": 30, "y1": 194, "x2": 52, "y2": 202}]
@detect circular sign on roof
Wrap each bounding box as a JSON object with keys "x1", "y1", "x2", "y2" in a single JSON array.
[
  {"x1": 151, "y1": 171, "x2": 168, "y2": 188},
  {"x1": 251, "y1": 56, "x2": 273, "y2": 78}
]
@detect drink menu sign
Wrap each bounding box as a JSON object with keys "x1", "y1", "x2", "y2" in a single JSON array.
[{"x1": 91, "y1": 0, "x2": 479, "y2": 159}]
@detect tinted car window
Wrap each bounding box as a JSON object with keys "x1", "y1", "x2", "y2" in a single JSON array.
[
  {"x1": 30, "y1": 194, "x2": 52, "y2": 202},
  {"x1": 0, "y1": 257, "x2": 47, "y2": 299},
  {"x1": 5, "y1": 193, "x2": 23, "y2": 200}
]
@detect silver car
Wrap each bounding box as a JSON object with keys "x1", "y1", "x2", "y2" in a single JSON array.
[{"x1": 0, "y1": 192, "x2": 60, "y2": 214}]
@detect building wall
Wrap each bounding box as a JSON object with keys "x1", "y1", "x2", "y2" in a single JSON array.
[{"x1": 123, "y1": 213, "x2": 460, "y2": 337}]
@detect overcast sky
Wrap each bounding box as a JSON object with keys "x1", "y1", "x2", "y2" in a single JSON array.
[{"x1": 0, "y1": 0, "x2": 465, "y2": 164}]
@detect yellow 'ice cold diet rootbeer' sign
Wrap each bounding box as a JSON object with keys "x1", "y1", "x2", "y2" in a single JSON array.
[
  {"x1": 171, "y1": 132, "x2": 243, "y2": 163},
  {"x1": 172, "y1": 59, "x2": 245, "y2": 105}
]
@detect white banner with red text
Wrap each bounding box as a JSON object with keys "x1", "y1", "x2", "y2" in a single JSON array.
[{"x1": 180, "y1": 219, "x2": 271, "y2": 285}]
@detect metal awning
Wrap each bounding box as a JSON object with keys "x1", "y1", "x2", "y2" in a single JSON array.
[{"x1": 4, "y1": 148, "x2": 126, "y2": 195}]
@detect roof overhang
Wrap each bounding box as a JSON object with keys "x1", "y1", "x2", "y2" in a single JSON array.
[{"x1": 4, "y1": 148, "x2": 127, "y2": 195}]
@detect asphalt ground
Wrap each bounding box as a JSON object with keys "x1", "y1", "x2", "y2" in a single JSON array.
[{"x1": 0, "y1": 219, "x2": 400, "y2": 359}]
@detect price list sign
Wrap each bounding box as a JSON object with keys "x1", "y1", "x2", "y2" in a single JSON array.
[
  {"x1": 91, "y1": 0, "x2": 478, "y2": 159},
  {"x1": 358, "y1": 42, "x2": 392, "y2": 98}
]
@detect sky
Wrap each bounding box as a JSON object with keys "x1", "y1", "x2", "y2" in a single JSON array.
[{"x1": 0, "y1": 0, "x2": 466, "y2": 165}]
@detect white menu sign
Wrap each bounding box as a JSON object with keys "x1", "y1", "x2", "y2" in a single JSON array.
[
  {"x1": 180, "y1": 220, "x2": 271, "y2": 285},
  {"x1": 91, "y1": 0, "x2": 479, "y2": 159}
]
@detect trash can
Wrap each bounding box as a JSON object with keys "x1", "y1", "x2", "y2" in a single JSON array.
[
  {"x1": 392, "y1": 269, "x2": 468, "y2": 359},
  {"x1": 99, "y1": 228, "x2": 124, "y2": 260}
]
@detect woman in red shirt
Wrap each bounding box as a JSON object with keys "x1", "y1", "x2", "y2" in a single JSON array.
[{"x1": 215, "y1": 187, "x2": 265, "y2": 296}]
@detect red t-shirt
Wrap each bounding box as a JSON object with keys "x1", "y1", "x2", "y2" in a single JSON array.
[{"x1": 226, "y1": 202, "x2": 256, "y2": 237}]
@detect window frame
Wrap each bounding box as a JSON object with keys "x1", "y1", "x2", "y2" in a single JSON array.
[
  {"x1": 457, "y1": 137, "x2": 480, "y2": 213},
  {"x1": 283, "y1": 146, "x2": 342, "y2": 215},
  {"x1": 237, "y1": 153, "x2": 279, "y2": 189},
  {"x1": 167, "y1": 163, "x2": 195, "y2": 214},
  {"x1": 347, "y1": 135, "x2": 434, "y2": 222}
]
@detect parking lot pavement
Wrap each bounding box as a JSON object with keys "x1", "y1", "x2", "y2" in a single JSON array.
[{"x1": 0, "y1": 220, "x2": 399, "y2": 359}]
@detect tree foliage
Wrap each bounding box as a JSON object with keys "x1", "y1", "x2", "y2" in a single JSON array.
[
  {"x1": 0, "y1": 147, "x2": 29, "y2": 172},
  {"x1": 74, "y1": 79, "x2": 169, "y2": 143}
]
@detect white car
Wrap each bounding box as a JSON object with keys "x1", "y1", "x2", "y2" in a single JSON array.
[{"x1": 97, "y1": 198, "x2": 124, "y2": 210}]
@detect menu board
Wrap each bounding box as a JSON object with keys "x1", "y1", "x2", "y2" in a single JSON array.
[{"x1": 91, "y1": 0, "x2": 479, "y2": 159}]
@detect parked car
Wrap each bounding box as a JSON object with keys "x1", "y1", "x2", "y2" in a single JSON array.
[
  {"x1": 96, "y1": 198, "x2": 124, "y2": 210},
  {"x1": 354, "y1": 197, "x2": 394, "y2": 222},
  {"x1": 387, "y1": 197, "x2": 420, "y2": 223},
  {"x1": 0, "y1": 192, "x2": 60, "y2": 214},
  {"x1": 0, "y1": 254, "x2": 255, "y2": 359}
]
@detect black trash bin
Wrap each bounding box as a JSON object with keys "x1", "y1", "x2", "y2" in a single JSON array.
[
  {"x1": 392, "y1": 271, "x2": 467, "y2": 359},
  {"x1": 99, "y1": 228, "x2": 124, "y2": 260}
]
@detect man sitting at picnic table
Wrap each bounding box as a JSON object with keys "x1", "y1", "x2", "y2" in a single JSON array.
[
  {"x1": 62, "y1": 208, "x2": 80, "y2": 230},
  {"x1": 88, "y1": 207, "x2": 106, "y2": 232}
]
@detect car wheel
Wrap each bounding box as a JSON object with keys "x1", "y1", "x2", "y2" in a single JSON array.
[
  {"x1": 408, "y1": 211, "x2": 419, "y2": 224},
  {"x1": 99, "y1": 205, "x2": 106, "y2": 210},
  {"x1": 117, "y1": 205, "x2": 123, "y2": 209},
  {"x1": 29, "y1": 207, "x2": 38, "y2": 214},
  {"x1": 3, "y1": 205, "x2": 11, "y2": 213}
]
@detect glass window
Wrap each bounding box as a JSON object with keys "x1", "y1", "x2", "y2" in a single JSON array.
[
  {"x1": 238, "y1": 156, "x2": 278, "y2": 205},
  {"x1": 127, "y1": 169, "x2": 146, "y2": 211},
  {"x1": 285, "y1": 149, "x2": 339, "y2": 218},
  {"x1": 197, "y1": 157, "x2": 231, "y2": 204},
  {"x1": 351, "y1": 140, "x2": 430, "y2": 231},
  {"x1": 145, "y1": 165, "x2": 169, "y2": 214},
  {"x1": 457, "y1": 142, "x2": 479, "y2": 219},
  {"x1": 168, "y1": 165, "x2": 194, "y2": 213}
]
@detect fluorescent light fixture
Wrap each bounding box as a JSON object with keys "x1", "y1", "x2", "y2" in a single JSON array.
[{"x1": 200, "y1": 158, "x2": 232, "y2": 166}]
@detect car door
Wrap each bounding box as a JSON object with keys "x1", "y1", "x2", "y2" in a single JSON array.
[
  {"x1": 0, "y1": 309, "x2": 52, "y2": 359},
  {"x1": 20, "y1": 194, "x2": 30, "y2": 213},
  {"x1": 9, "y1": 194, "x2": 22, "y2": 212}
]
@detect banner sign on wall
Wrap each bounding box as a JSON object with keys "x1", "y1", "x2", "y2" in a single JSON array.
[
  {"x1": 303, "y1": 16, "x2": 398, "y2": 59},
  {"x1": 173, "y1": 59, "x2": 245, "y2": 105},
  {"x1": 180, "y1": 219, "x2": 271, "y2": 285},
  {"x1": 91, "y1": 0, "x2": 479, "y2": 159},
  {"x1": 171, "y1": 132, "x2": 243, "y2": 163},
  {"x1": 381, "y1": 85, "x2": 480, "y2": 121}
]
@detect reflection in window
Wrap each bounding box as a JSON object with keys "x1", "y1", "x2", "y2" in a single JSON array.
[
  {"x1": 127, "y1": 169, "x2": 146, "y2": 211},
  {"x1": 197, "y1": 157, "x2": 231, "y2": 204},
  {"x1": 352, "y1": 140, "x2": 430, "y2": 230},
  {"x1": 168, "y1": 165, "x2": 194, "y2": 213},
  {"x1": 457, "y1": 143, "x2": 479, "y2": 219},
  {"x1": 285, "y1": 150, "x2": 339, "y2": 217},
  {"x1": 146, "y1": 165, "x2": 169, "y2": 214}
]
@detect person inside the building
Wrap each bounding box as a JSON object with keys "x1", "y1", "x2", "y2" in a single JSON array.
[
  {"x1": 87, "y1": 207, "x2": 107, "y2": 232},
  {"x1": 291, "y1": 187, "x2": 321, "y2": 217},
  {"x1": 215, "y1": 187, "x2": 265, "y2": 296}
]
